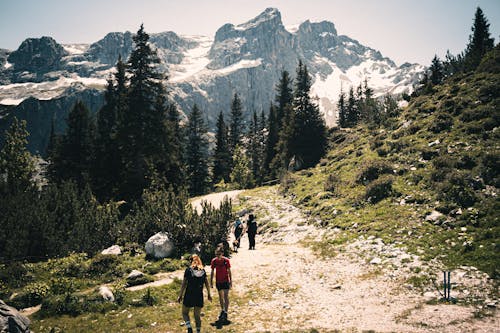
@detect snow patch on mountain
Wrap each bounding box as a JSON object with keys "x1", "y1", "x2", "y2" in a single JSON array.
[
  {"x1": 62, "y1": 44, "x2": 89, "y2": 55},
  {"x1": 170, "y1": 36, "x2": 212, "y2": 83}
]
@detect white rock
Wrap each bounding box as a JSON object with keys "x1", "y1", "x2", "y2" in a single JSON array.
[
  {"x1": 145, "y1": 232, "x2": 174, "y2": 259},
  {"x1": 101, "y1": 245, "x2": 122, "y2": 255},
  {"x1": 370, "y1": 258, "x2": 382, "y2": 265},
  {"x1": 425, "y1": 211, "x2": 443, "y2": 222},
  {"x1": 99, "y1": 286, "x2": 115, "y2": 302},
  {"x1": 127, "y1": 270, "x2": 144, "y2": 280}
]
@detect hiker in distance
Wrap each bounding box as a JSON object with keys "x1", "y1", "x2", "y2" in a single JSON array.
[
  {"x1": 210, "y1": 246, "x2": 232, "y2": 324},
  {"x1": 247, "y1": 213, "x2": 258, "y2": 250},
  {"x1": 232, "y1": 216, "x2": 244, "y2": 252},
  {"x1": 177, "y1": 254, "x2": 212, "y2": 333}
]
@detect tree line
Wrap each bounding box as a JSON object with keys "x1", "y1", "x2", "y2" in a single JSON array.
[{"x1": 0, "y1": 25, "x2": 328, "y2": 262}]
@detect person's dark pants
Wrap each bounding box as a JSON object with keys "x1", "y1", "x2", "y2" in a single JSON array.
[
  {"x1": 235, "y1": 231, "x2": 242, "y2": 247},
  {"x1": 248, "y1": 232, "x2": 256, "y2": 249}
]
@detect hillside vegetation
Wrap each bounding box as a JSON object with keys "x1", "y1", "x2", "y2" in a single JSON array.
[{"x1": 282, "y1": 50, "x2": 499, "y2": 279}]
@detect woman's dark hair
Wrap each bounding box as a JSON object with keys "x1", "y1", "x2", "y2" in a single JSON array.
[{"x1": 249, "y1": 214, "x2": 254, "y2": 221}]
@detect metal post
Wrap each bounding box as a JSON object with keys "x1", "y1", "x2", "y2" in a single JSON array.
[
  {"x1": 443, "y1": 271, "x2": 447, "y2": 301},
  {"x1": 447, "y1": 271, "x2": 451, "y2": 300}
]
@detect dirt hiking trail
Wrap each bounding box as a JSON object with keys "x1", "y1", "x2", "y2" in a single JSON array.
[{"x1": 210, "y1": 188, "x2": 499, "y2": 332}]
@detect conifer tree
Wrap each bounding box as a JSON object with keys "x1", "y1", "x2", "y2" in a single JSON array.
[
  {"x1": 0, "y1": 117, "x2": 35, "y2": 194},
  {"x1": 289, "y1": 61, "x2": 327, "y2": 169},
  {"x1": 229, "y1": 93, "x2": 244, "y2": 154},
  {"x1": 118, "y1": 24, "x2": 171, "y2": 201},
  {"x1": 264, "y1": 104, "x2": 278, "y2": 179},
  {"x1": 185, "y1": 104, "x2": 209, "y2": 195},
  {"x1": 464, "y1": 7, "x2": 494, "y2": 71},
  {"x1": 51, "y1": 101, "x2": 96, "y2": 189},
  {"x1": 212, "y1": 111, "x2": 231, "y2": 184},
  {"x1": 337, "y1": 89, "x2": 347, "y2": 128},
  {"x1": 346, "y1": 86, "x2": 358, "y2": 127},
  {"x1": 429, "y1": 55, "x2": 444, "y2": 85},
  {"x1": 230, "y1": 145, "x2": 253, "y2": 189},
  {"x1": 247, "y1": 110, "x2": 264, "y2": 185},
  {"x1": 271, "y1": 70, "x2": 294, "y2": 175}
]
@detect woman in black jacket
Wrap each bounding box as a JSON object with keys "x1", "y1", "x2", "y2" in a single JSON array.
[{"x1": 178, "y1": 254, "x2": 212, "y2": 333}]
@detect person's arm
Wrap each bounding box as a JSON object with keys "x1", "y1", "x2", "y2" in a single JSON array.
[
  {"x1": 205, "y1": 277, "x2": 212, "y2": 301},
  {"x1": 177, "y1": 277, "x2": 187, "y2": 303},
  {"x1": 210, "y1": 267, "x2": 214, "y2": 288},
  {"x1": 228, "y1": 267, "x2": 232, "y2": 289}
]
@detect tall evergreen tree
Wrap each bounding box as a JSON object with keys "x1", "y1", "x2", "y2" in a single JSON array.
[
  {"x1": 229, "y1": 93, "x2": 244, "y2": 154},
  {"x1": 289, "y1": 61, "x2": 328, "y2": 169},
  {"x1": 51, "y1": 101, "x2": 96, "y2": 189},
  {"x1": 230, "y1": 145, "x2": 253, "y2": 189},
  {"x1": 185, "y1": 104, "x2": 209, "y2": 195},
  {"x1": 212, "y1": 111, "x2": 231, "y2": 184},
  {"x1": 118, "y1": 24, "x2": 170, "y2": 201},
  {"x1": 264, "y1": 104, "x2": 278, "y2": 179},
  {"x1": 429, "y1": 55, "x2": 444, "y2": 85},
  {"x1": 337, "y1": 89, "x2": 347, "y2": 128},
  {"x1": 247, "y1": 110, "x2": 264, "y2": 185},
  {"x1": 0, "y1": 117, "x2": 35, "y2": 194},
  {"x1": 346, "y1": 86, "x2": 358, "y2": 127},
  {"x1": 271, "y1": 70, "x2": 294, "y2": 175},
  {"x1": 464, "y1": 7, "x2": 494, "y2": 71}
]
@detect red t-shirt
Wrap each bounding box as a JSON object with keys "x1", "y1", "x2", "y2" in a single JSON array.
[{"x1": 211, "y1": 256, "x2": 231, "y2": 283}]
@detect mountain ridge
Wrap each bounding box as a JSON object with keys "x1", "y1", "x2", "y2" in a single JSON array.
[{"x1": 0, "y1": 8, "x2": 424, "y2": 154}]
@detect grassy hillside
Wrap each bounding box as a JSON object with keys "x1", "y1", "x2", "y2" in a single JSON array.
[{"x1": 282, "y1": 65, "x2": 499, "y2": 279}]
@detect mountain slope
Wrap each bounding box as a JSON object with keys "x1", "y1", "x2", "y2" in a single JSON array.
[{"x1": 282, "y1": 56, "x2": 499, "y2": 279}]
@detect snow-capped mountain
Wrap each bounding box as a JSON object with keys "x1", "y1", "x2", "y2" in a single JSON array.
[{"x1": 0, "y1": 8, "x2": 424, "y2": 153}]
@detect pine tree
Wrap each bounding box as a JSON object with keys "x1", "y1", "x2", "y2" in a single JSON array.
[
  {"x1": 429, "y1": 55, "x2": 444, "y2": 85},
  {"x1": 212, "y1": 111, "x2": 231, "y2": 184},
  {"x1": 263, "y1": 104, "x2": 278, "y2": 179},
  {"x1": 247, "y1": 110, "x2": 263, "y2": 185},
  {"x1": 0, "y1": 117, "x2": 35, "y2": 194},
  {"x1": 230, "y1": 145, "x2": 253, "y2": 189},
  {"x1": 464, "y1": 7, "x2": 494, "y2": 71},
  {"x1": 229, "y1": 93, "x2": 244, "y2": 154},
  {"x1": 346, "y1": 86, "x2": 358, "y2": 127},
  {"x1": 51, "y1": 101, "x2": 96, "y2": 189},
  {"x1": 118, "y1": 24, "x2": 170, "y2": 201},
  {"x1": 289, "y1": 61, "x2": 328, "y2": 169},
  {"x1": 337, "y1": 89, "x2": 347, "y2": 128},
  {"x1": 185, "y1": 104, "x2": 209, "y2": 195},
  {"x1": 271, "y1": 70, "x2": 294, "y2": 175}
]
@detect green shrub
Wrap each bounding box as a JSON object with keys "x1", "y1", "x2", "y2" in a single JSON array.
[
  {"x1": 0, "y1": 262, "x2": 31, "y2": 288},
  {"x1": 88, "y1": 254, "x2": 121, "y2": 277},
  {"x1": 324, "y1": 174, "x2": 340, "y2": 193},
  {"x1": 49, "y1": 252, "x2": 88, "y2": 278},
  {"x1": 10, "y1": 282, "x2": 50, "y2": 308},
  {"x1": 429, "y1": 113, "x2": 453, "y2": 133},
  {"x1": 49, "y1": 277, "x2": 77, "y2": 295},
  {"x1": 479, "y1": 152, "x2": 499, "y2": 187},
  {"x1": 437, "y1": 170, "x2": 477, "y2": 207},
  {"x1": 40, "y1": 293, "x2": 82, "y2": 317},
  {"x1": 356, "y1": 160, "x2": 393, "y2": 184},
  {"x1": 365, "y1": 175, "x2": 394, "y2": 203}
]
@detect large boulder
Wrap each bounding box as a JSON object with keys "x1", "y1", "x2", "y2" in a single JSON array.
[
  {"x1": 98, "y1": 286, "x2": 115, "y2": 302},
  {"x1": 0, "y1": 300, "x2": 31, "y2": 333},
  {"x1": 145, "y1": 232, "x2": 174, "y2": 259}
]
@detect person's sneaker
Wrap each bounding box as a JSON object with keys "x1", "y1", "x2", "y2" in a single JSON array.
[{"x1": 187, "y1": 328, "x2": 193, "y2": 333}]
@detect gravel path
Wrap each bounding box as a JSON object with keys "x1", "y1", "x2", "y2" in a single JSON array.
[{"x1": 224, "y1": 188, "x2": 499, "y2": 332}]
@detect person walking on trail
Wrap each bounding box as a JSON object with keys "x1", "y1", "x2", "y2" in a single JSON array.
[
  {"x1": 247, "y1": 213, "x2": 258, "y2": 250},
  {"x1": 232, "y1": 217, "x2": 244, "y2": 250},
  {"x1": 178, "y1": 254, "x2": 212, "y2": 333},
  {"x1": 210, "y1": 247, "x2": 232, "y2": 324}
]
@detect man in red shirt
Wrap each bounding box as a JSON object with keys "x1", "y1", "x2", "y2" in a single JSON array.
[{"x1": 210, "y1": 247, "x2": 232, "y2": 324}]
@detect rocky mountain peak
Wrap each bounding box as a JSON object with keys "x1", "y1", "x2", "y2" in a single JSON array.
[
  {"x1": 7, "y1": 36, "x2": 68, "y2": 73},
  {"x1": 209, "y1": 8, "x2": 292, "y2": 69},
  {"x1": 297, "y1": 20, "x2": 337, "y2": 36},
  {"x1": 87, "y1": 31, "x2": 134, "y2": 66}
]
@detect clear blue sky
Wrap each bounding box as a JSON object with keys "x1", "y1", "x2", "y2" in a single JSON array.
[{"x1": 0, "y1": 0, "x2": 498, "y2": 65}]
